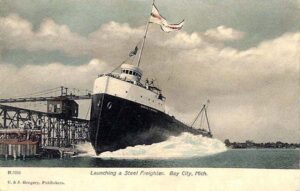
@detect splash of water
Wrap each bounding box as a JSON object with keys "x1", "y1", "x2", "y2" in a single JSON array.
[{"x1": 76, "y1": 132, "x2": 227, "y2": 159}]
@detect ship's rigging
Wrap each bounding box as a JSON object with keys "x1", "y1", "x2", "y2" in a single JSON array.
[
  {"x1": 190, "y1": 101, "x2": 212, "y2": 135},
  {"x1": 109, "y1": 0, "x2": 185, "y2": 74}
]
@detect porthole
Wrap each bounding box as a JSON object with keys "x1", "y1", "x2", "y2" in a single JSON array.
[
  {"x1": 107, "y1": 102, "x2": 112, "y2": 109},
  {"x1": 97, "y1": 100, "x2": 102, "y2": 107}
]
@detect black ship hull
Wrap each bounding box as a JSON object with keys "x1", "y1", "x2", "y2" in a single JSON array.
[{"x1": 89, "y1": 93, "x2": 212, "y2": 154}]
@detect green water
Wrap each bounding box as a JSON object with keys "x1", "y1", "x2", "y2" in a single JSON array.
[{"x1": 0, "y1": 149, "x2": 299, "y2": 169}]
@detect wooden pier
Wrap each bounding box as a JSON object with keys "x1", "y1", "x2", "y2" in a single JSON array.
[
  {"x1": 0, "y1": 103, "x2": 89, "y2": 159},
  {"x1": 0, "y1": 140, "x2": 38, "y2": 159}
]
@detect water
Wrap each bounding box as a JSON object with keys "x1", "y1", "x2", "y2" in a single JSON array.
[
  {"x1": 0, "y1": 133, "x2": 299, "y2": 169},
  {"x1": 77, "y1": 133, "x2": 227, "y2": 159}
]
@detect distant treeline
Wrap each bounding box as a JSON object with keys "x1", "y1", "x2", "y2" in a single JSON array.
[{"x1": 224, "y1": 139, "x2": 300, "y2": 149}]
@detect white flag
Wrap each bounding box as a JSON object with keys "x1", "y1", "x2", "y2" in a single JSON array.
[{"x1": 149, "y1": 4, "x2": 184, "y2": 32}]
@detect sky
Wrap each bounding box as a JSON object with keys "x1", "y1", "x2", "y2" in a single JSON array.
[{"x1": 0, "y1": 0, "x2": 299, "y2": 142}]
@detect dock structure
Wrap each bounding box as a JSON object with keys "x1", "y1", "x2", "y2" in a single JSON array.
[
  {"x1": 0, "y1": 140, "x2": 38, "y2": 160},
  {"x1": 0, "y1": 100, "x2": 90, "y2": 158},
  {"x1": 42, "y1": 146, "x2": 80, "y2": 158}
]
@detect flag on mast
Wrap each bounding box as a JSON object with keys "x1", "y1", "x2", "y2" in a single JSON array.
[
  {"x1": 129, "y1": 46, "x2": 138, "y2": 57},
  {"x1": 149, "y1": 4, "x2": 184, "y2": 32}
]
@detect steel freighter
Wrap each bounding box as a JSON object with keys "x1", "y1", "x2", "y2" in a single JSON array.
[{"x1": 89, "y1": 1, "x2": 212, "y2": 154}]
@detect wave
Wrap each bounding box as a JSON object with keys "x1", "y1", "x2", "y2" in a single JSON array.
[{"x1": 76, "y1": 132, "x2": 227, "y2": 159}]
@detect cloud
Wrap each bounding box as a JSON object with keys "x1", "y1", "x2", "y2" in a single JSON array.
[
  {"x1": 154, "y1": 32, "x2": 299, "y2": 143},
  {"x1": 0, "y1": 15, "x2": 299, "y2": 142},
  {"x1": 0, "y1": 14, "x2": 243, "y2": 58},
  {"x1": 204, "y1": 25, "x2": 245, "y2": 41},
  {"x1": 163, "y1": 32, "x2": 208, "y2": 49},
  {"x1": 0, "y1": 59, "x2": 110, "y2": 98},
  {"x1": 0, "y1": 14, "x2": 88, "y2": 56}
]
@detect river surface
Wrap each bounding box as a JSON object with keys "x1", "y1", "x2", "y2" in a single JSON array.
[
  {"x1": 0, "y1": 149, "x2": 298, "y2": 169},
  {"x1": 0, "y1": 133, "x2": 299, "y2": 169}
]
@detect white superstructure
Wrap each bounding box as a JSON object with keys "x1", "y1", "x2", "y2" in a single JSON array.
[
  {"x1": 93, "y1": 64, "x2": 165, "y2": 112},
  {"x1": 119, "y1": 64, "x2": 143, "y2": 83}
]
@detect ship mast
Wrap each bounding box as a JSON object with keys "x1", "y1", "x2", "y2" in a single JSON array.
[
  {"x1": 190, "y1": 100, "x2": 212, "y2": 135},
  {"x1": 136, "y1": 0, "x2": 155, "y2": 67},
  {"x1": 204, "y1": 105, "x2": 212, "y2": 134}
]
